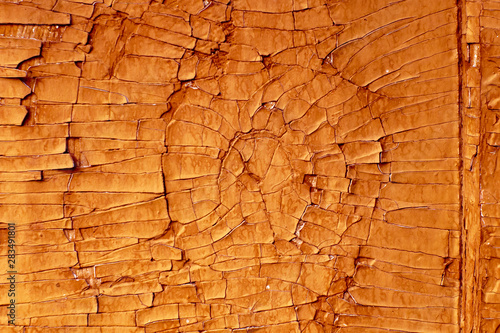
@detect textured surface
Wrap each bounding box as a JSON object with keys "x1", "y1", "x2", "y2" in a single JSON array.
[{"x1": 0, "y1": 0, "x2": 494, "y2": 331}]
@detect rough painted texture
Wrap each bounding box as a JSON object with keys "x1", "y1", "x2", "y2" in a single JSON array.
[
  {"x1": 0, "y1": 0, "x2": 494, "y2": 332},
  {"x1": 478, "y1": 1, "x2": 500, "y2": 332}
]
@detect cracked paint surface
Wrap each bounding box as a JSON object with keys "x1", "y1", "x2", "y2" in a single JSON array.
[{"x1": 0, "y1": 0, "x2": 493, "y2": 331}]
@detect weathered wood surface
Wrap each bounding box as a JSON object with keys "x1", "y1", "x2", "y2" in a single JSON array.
[{"x1": 0, "y1": 0, "x2": 495, "y2": 331}]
